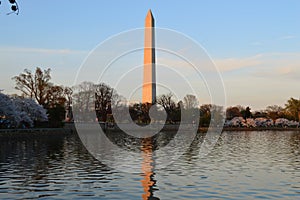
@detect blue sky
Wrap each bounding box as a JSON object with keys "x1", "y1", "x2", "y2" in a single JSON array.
[{"x1": 0, "y1": 0, "x2": 299, "y2": 110}]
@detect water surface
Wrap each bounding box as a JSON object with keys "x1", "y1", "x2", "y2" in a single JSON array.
[{"x1": 0, "y1": 131, "x2": 299, "y2": 199}]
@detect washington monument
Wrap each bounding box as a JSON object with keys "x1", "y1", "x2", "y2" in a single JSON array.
[{"x1": 142, "y1": 10, "x2": 156, "y2": 104}]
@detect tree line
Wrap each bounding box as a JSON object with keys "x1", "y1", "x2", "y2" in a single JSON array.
[
  {"x1": 1, "y1": 67, "x2": 299, "y2": 128},
  {"x1": 10, "y1": 67, "x2": 72, "y2": 127}
]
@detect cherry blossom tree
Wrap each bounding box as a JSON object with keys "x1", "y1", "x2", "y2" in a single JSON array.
[
  {"x1": 0, "y1": 93, "x2": 47, "y2": 128},
  {"x1": 13, "y1": 97, "x2": 48, "y2": 127},
  {"x1": 0, "y1": 93, "x2": 19, "y2": 128}
]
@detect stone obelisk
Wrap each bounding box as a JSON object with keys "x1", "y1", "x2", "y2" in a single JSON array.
[{"x1": 142, "y1": 10, "x2": 156, "y2": 104}]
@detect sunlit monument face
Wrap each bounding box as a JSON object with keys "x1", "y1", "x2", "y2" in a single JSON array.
[{"x1": 142, "y1": 10, "x2": 156, "y2": 104}]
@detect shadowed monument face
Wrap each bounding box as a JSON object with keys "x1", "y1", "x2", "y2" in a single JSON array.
[{"x1": 142, "y1": 10, "x2": 156, "y2": 104}]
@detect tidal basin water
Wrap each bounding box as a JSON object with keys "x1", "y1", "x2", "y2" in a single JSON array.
[{"x1": 0, "y1": 130, "x2": 299, "y2": 199}]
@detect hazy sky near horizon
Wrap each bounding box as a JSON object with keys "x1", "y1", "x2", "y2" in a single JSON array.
[{"x1": 0, "y1": 0, "x2": 299, "y2": 110}]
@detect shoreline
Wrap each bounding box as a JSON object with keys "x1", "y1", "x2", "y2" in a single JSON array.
[
  {"x1": 0, "y1": 124, "x2": 76, "y2": 137},
  {"x1": 202, "y1": 127, "x2": 300, "y2": 133},
  {"x1": 0, "y1": 123, "x2": 299, "y2": 136}
]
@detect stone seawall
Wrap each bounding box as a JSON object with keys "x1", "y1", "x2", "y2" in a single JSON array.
[
  {"x1": 1, "y1": 123, "x2": 299, "y2": 137},
  {"x1": 222, "y1": 127, "x2": 300, "y2": 132},
  {"x1": 0, "y1": 123, "x2": 76, "y2": 137}
]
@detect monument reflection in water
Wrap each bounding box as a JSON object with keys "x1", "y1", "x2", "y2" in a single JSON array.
[{"x1": 140, "y1": 138, "x2": 159, "y2": 200}]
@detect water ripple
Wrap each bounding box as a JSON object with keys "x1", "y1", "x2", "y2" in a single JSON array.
[{"x1": 0, "y1": 131, "x2": 299, "y2": 199}]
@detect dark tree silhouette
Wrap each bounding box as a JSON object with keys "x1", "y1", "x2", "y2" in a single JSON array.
[
  {"x1": 226, "y1": 106, "x2": 241, "y2": 120},
  {"x1": 12, "y1": 67, "x2": 52, "y2": 106},
  {"x1": 244, "y1": 106, "x2": 252, "y2": 119},
  {"x1": 95, "y1": 83, "x2": 116, "y2": 122},
  {"x1": 265, "y1": 105, "x2": 284, "y2": 120},
  {"x1": 200, "y1": 104, "x2": 211, "y2": 126},
  {"x1": 285, "y1": 97, "x2": 300, "y2": 122},
  {"x1": 12, "y1": 67, "x2": 69, "y2": 109},
  {"x1": 12, "y1": 67, "x2": 71, "y2": 127},
  {"x1": 157, "y1": 93, "x2": 176, "y2": 123},
  {"x1": 0, "y1": 0, "x2": 19, "y2": 15}
]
